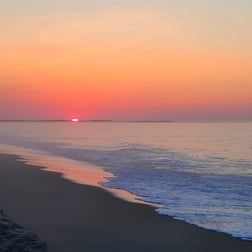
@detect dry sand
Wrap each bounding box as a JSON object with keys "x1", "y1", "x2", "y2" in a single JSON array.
[{"x1": 0, "y1": 153, "x2": 252, "y2": 252}]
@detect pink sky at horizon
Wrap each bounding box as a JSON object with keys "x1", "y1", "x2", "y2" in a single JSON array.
[{"x1": 1, "y1": 1, "x2": 252, "y2": 121}]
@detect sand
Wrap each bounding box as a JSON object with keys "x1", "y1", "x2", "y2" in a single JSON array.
[{"x1": 0, "y1": 153, "x2": 252, "y2": 252}]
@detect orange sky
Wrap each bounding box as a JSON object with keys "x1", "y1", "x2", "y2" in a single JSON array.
[{"x1": 1, "y1": 1, "x2": 252, "y2": 121}]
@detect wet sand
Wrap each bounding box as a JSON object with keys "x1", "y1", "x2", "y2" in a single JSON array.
[{"x1": 0, "y1": 153, "x2": 252, "y2": 252}]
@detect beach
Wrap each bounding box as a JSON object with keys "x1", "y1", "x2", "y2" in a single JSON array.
[{"x1": 0, "y1": 153, "x2": 252, "y2": 252}]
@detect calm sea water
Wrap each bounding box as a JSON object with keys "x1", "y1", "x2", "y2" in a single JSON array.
[{"x1": 0, "y1": 122, "x2": 252, "y2": 240}]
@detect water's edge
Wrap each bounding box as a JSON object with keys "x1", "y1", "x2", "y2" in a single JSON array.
[{"x1": 1, "y1": 146, "x2": 251, "y2": 242}]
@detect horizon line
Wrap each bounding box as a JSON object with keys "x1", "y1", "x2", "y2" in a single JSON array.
[{"x1": 1, "y1": 119, "x2": 252, "y2": 123}]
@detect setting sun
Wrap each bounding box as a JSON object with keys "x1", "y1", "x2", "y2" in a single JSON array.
[{"x1": 71, "y1": 118, "x2": 79, "y2": 122}]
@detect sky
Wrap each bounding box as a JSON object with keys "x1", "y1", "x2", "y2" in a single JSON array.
[{"x1": 1, "y1": 0, "x2": 252, "y2": 121}]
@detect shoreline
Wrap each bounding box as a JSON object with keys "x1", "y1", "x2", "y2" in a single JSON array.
[
  {"x1": 0, "y1": 144, "x2": 150, "y2": 205},
  {"x1": 1, "y1": 153, "x2": 252, "y2": 252}
]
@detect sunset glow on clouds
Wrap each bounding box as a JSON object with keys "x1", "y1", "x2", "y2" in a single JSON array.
[{"x1": 1, "y1": 1, "x2": 252, "y2": 120}]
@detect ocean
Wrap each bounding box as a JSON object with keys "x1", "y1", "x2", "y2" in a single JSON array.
[{"x1": 0, "y1": 121, "x2": 251, "y2": 240}]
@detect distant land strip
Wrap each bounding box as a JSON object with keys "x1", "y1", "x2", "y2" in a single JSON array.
[{"x1": 0, "y1": 119, "x2": 176, "y2": 123}]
